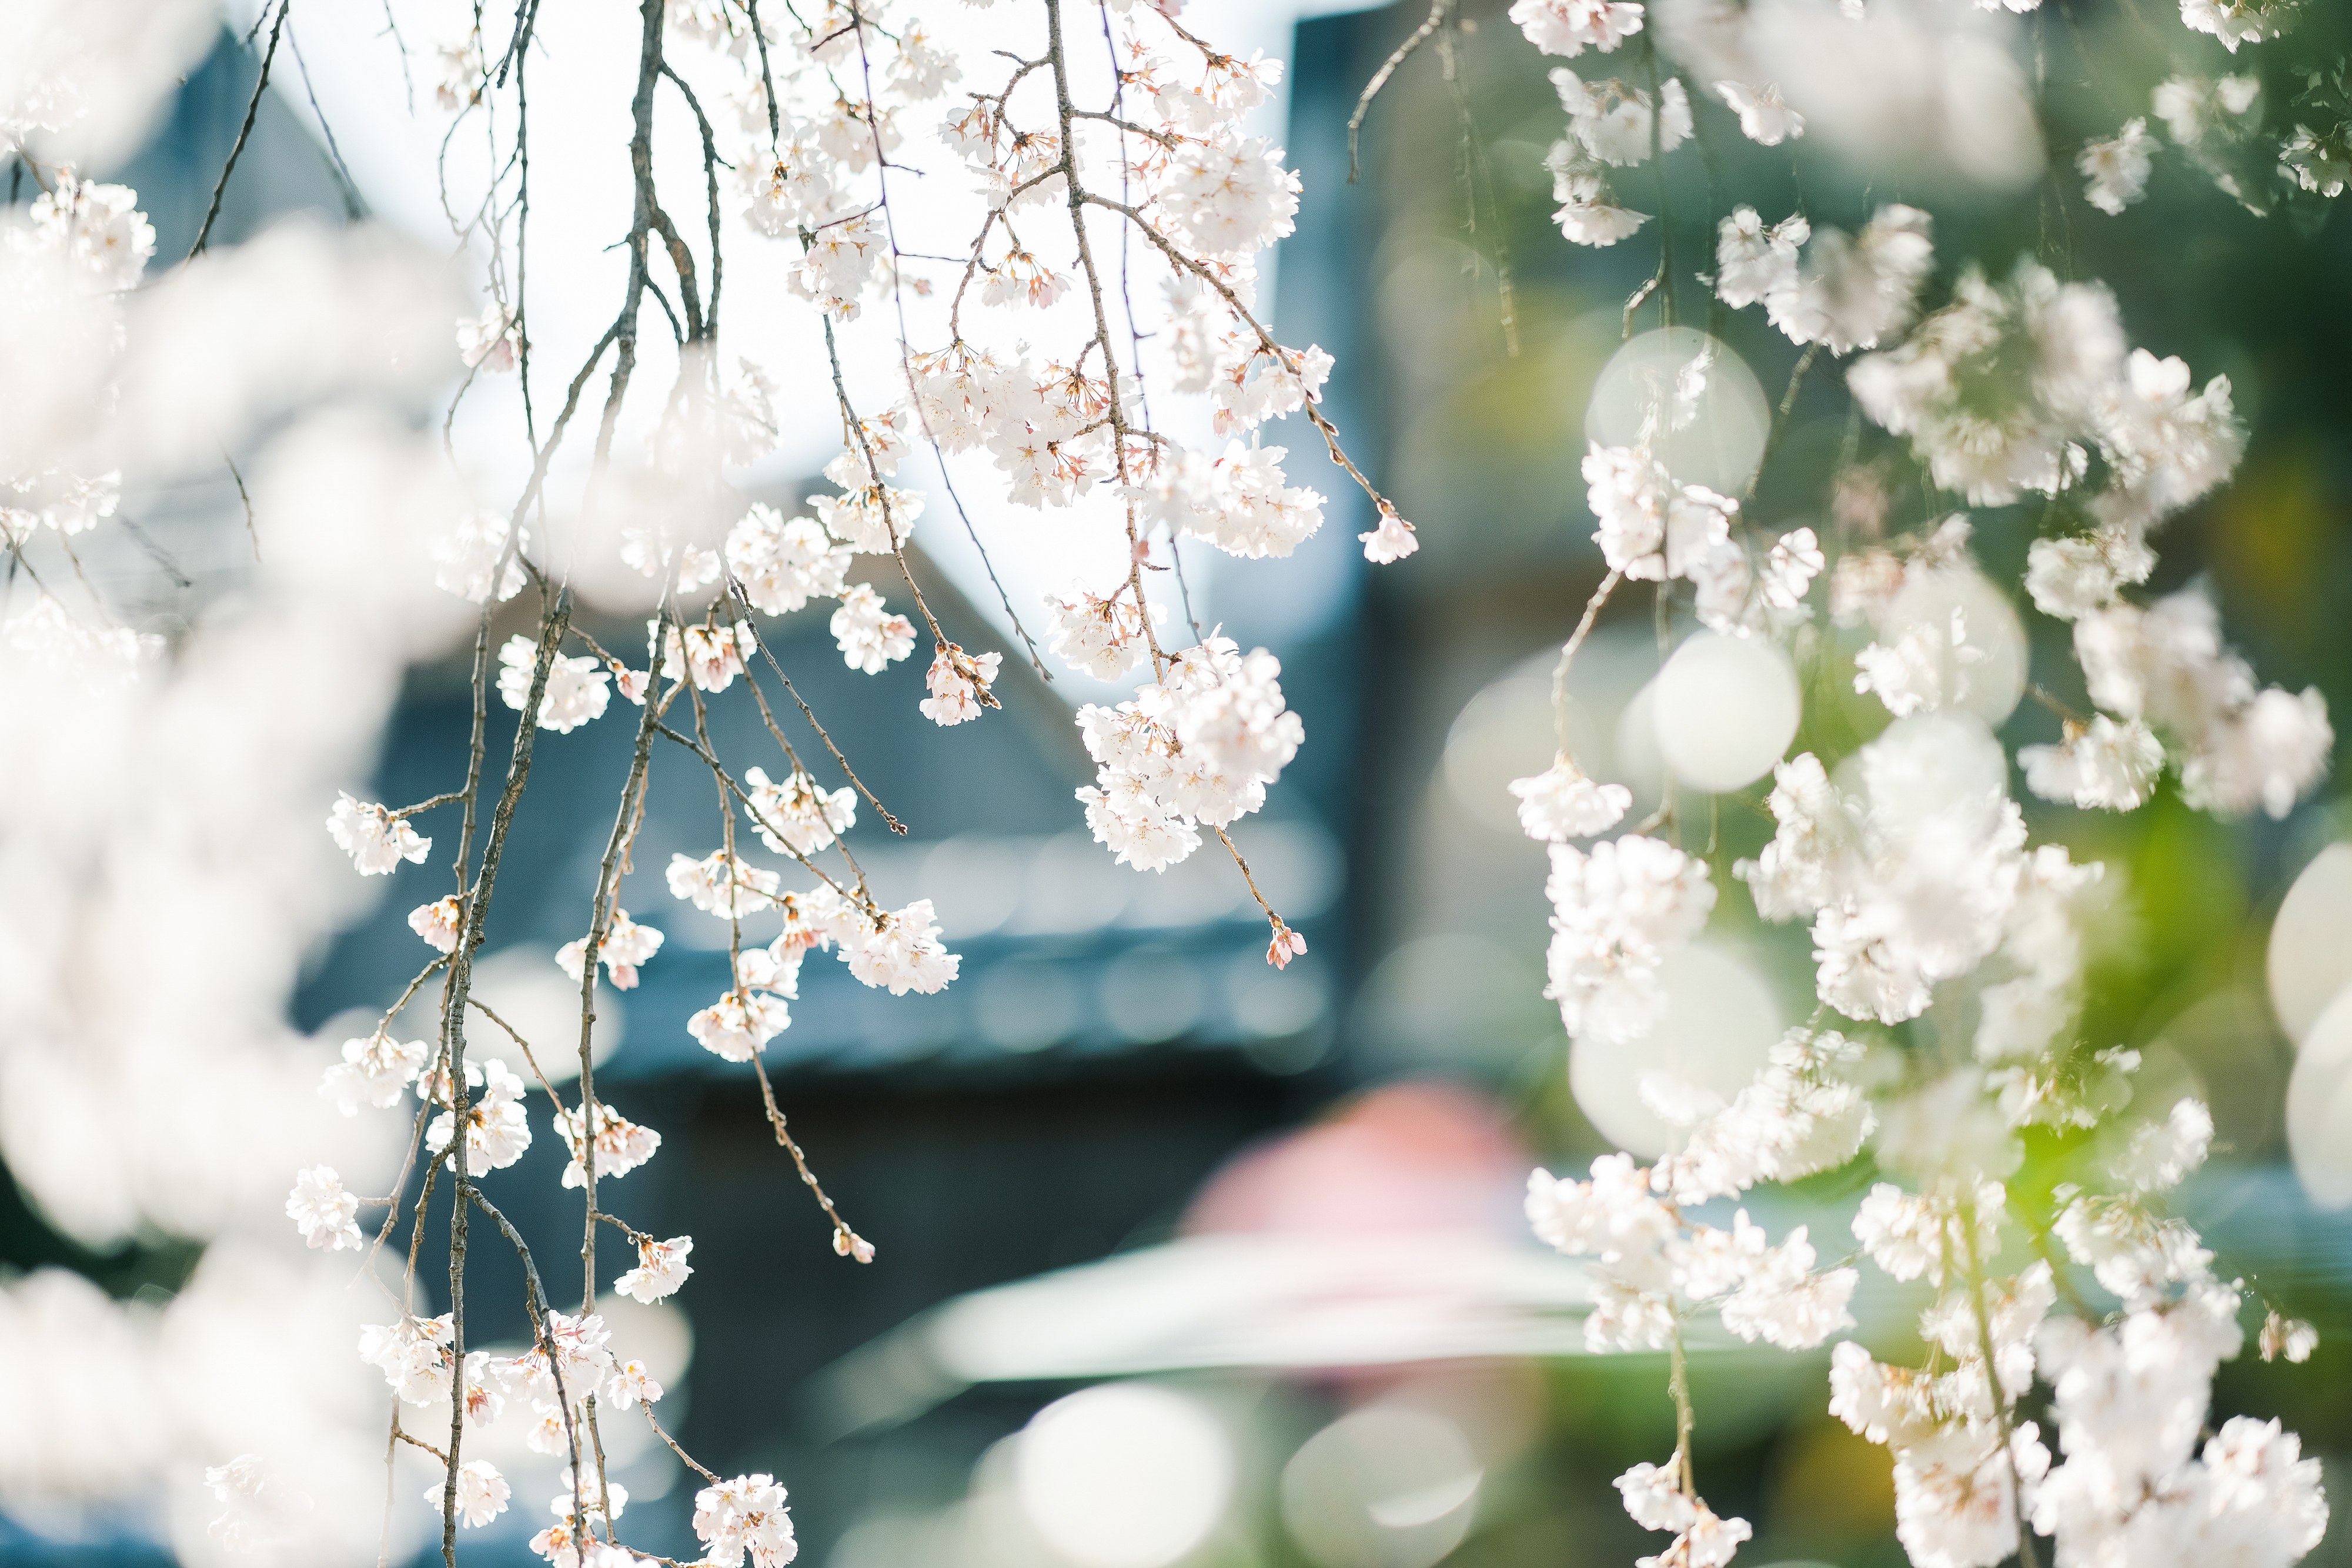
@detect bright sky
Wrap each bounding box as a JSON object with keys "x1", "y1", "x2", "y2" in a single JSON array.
[{"x1": 248, "y1": 0, "x2": 1368, "y2": 689}]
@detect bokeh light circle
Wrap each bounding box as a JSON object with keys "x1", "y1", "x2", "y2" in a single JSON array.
[
  {"x1": 2270, "y1": 842, "x2": 2352, "y2": 1047},
  {"x1": 1876, "y1": 563, "x2": 2027, "y2": 727},
  {"x1": 1014, "y1": 1383, "x2": 1232, "y2": 1568},
  {"x1": 1568, "y1": 941, "x2": 1785, "y2": 1157},
  {"x1": 2287, "y1": 987, "x2": 2352, "y2": 1209},
  {"x1": 1653, "y1": 631, "x2": 1802, "y2": 793},
  {"x1": 1281, "y1": 1405, "x2": 1481, "y2": 1568},
  {"x1": 1584, "y1": 327, "x2": 1768, "y2": 495}
]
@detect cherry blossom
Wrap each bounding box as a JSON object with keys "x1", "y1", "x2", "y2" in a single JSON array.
[
  {"x1": 326, "y1": 794, "x2": 430, "y2": 875},
  {"x1": 1072, "y1": 637, "x2": 1304, "y2": 872},
  {"x1": 742, "y1": 767, "x2": 855, "y2": 857},
  {"x1": 1549, "y1": 166, "x2": 1649, "y2": 245},
  {"x1": 544, "y1": 1467, "x2": 629, "y2": 1549},
  {"x1": 1850, "y1": 1182, "x2": 2006, "y2": 1286},
  {"x1": 2110, "y1": 1098, "x2": 2214, "y2": 1193},
  {"x1": 843, "y1": 900, "x2": 960, "y2": 995},
  {"x1": 499, "y1": 634, "x2": 611, "y2": 733},
  {"x1": 1543, "y1": 835, "x2": 1715, "y2": 1045},
  {"x1": 359, "y1": 1315, "x2": 456, "y2": 1406},
  {"x1": 555, "y1": 1102, "x2": 662, "y2": 1187},
  {"x1": 456, "y1": 300, "x2": 519, "y2": 372},
  {"x1": 1162, "y1": 137, "x2": 1301, "y2": 258},
  {"x1": 557, "y1": 908, "x2": 667, "y2": 990},
  {"x1": 614, "y1": 1235, "x2": 694, "y2": 1303},
  {"x1": 1741, "y1": 714, "x2": 2034, "y2": 1025},
  {"x1": 1154, "y1": 442, "x2": 1328, "y2": 559},
  {"x1": 410, "y1": 894, "x2": 465, "y2": 954},
  {"x1": 810, "y1": 476, "x2": 921, "y2": 555},
  {"x1": 535, "y1": 1310, "x2": 617, "y2": 1405},
  {"x1": 285, "y1": 1165, "x2": 362, "y2": 1252},
  {"x1": 2020, "y1": 717, "x2": 2164, "y2": 811},
  {"x1": 2260, "y1": 1312, "x2": 2318, "y2": 1365},
  {"x1": 202, "y1": 1455, "x2": 280, "y2": 1553},
  {"x1": 729, "y1": 503, "x2": 853, "y2": 616},
  {"x1": 1613, "y1": 1457, "x2": 1753, "y2": 1568},
  {"x1": 620, "y1": 519, "x2": 720, "y2": 592},
  {"x1": 1713, "y1": 207, "x2": 1810, "y2": 309},
  {"x1": 1582, "y1": 444, "x2": 1738, "y2": 583},
  {"x1": 1509, "y1": 758, "x2": 1633, "y2": 842},
  {"x1": 1358, "y1": 504, "x2": 1421, "y2": 563},
  {"x1": 1044, "y1": 587, "x2": 1160, "y2": 679},
  {"x1": 1755, "y1": 205, "x2": 1936, "y2": 356},
  {"x1": 2024, "y1": 536, "x2": 2132, "y2": 621},
  {"x1": 1715, "y1": 81, "x2": 1804, "y2": 146},
  {"x1": 2179, "y1": 0, "x2": 2284, "y2": 52},
  {"x1": 1616, "y1": 1460, "x2": 1696, "y2": 1534},
  {"x1": 27, "y1": 177, "x2": 154, "y2": 292},
  {"x1": 1651, "y1": 1029, "x2": 1873, "y2": 1205},
  {"x1": 688, "y1": 988, "x2": 793, "y2": 1061},
  {"x1": 831, "y1": 584, "x2": 917, "y2": 673},
  {"x1": 432, "y1": 511, "x2": 529, "y2": 604},
  {"x1": 322, "y1": 1030, "x2": 429, "y2": 1115},
  {"x1": 1715, "y1": 1220, "x2": 1858, "y2": 1350},
  {"x1": 663, "y1": 620, "x2": 758, "y2": 694},
  {"x1": 918, "y1": 643, "x2": 1003, "y2": 727},
  {"x1": 425, "y1": 1459, "x2": 511, "y2": 1528},
  {"x1": 694, "y1": 1473, "x2": 799, "y2": 1568},
  {"x1": 1510, "y1": 0, "x2": 1645, "y2": 58},
  {"x1": 2070, "y1": 584, "x2": 2331, "y2": 820},
  {"x1": 606, "y1": 1359, "x2": 665, "y2": 1409},
  {"x1": 667, "y1": 850, "x2": 781, "y2": 919},
  {"x1": 31, "y1": 3, "x2": 2327, "y2": 1560},
  {"x1": 1552, "y1": 69, "x2": 1690, "y2": 168},
  {"x1": 432, "y1": 33, "x2": 485, "y2": 111},
  {"x1": 2080, "y1": 119, "x2": 2156, "y2": 215},
  {"x1": 424, "y1": 1057, "x2": 533, "y2": 1171},
  {"x1": 2152, "y1": 71, "x2": 2261, "y2": 148}
]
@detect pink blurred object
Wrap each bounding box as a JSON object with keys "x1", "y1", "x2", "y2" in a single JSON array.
[{"x1": 1184, "y1": 1081, "x2": 1531, "y2": 1237}]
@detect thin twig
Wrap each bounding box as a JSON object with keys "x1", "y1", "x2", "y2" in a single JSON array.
[
  {"x1": 285, "y1": 11, "x2": 368, "y2": 220},
  {"x1": 439, "y1": 594, "x2": 573, "y2": 1566},
  {"x1": 1551, "y1": 569, "x2": 1623, "y2": 753},
  {"x1": 191, "y1": 0, "x2": 291, "y2": 259},
  {"x1": 223, "y1": 449, "x2": 260, "y2": 560},
  {"x1": 572, "y1": 613, "x2": 671, "y2": 1310},
  {"x1": 747, "y1": 1048, "x2": 873, "y2": 1262},
  {"x1": 729, "y1": 582, "x2": 907, "y2": 833},
  {"x1": 1349, "y1": 0, "x2": 1449, "y2": 183},
  {"x1": 1743, "y1": 343, "x2": 1819, "y2": 503}
]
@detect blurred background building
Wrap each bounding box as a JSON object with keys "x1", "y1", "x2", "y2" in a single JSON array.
[{"x1": 10, "y1": 4, "x2": 2352, "y2": 1567}]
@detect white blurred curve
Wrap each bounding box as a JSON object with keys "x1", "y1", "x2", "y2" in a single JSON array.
[{"x1": 2270, "y1": 842, "x2": 2352, "y2": 1047}]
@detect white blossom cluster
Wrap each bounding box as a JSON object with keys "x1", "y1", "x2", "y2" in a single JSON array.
[
  {"x1": 1847, "y1": 264, "x2": 2241, "y2": 517},
  {"x1": 2074, "y1": 42, "x2": 2352, "y2": 217},
  {"x1": 1541, "y1": 834, "x2": 1715, "y2": 1046},
  {"x1": 1489, "y1": 8, "x2": 2343, "y2": 1568},
  {"x1": 1528, "y1": 1029, "x2": 1876, "y2": 1565},
  {"x1": 1739, "y1": 715, "x2": 2047, "y2": 1028},
  {"x1": 1529, "y1": 1061, "x2": 1867, "y2": 1356},
  {"x1": 1818, "y1": 1111, "x2": 2327, "y2": 1568},
  {"x1": 2037, "y1": 573, "x2": 2332, "y2": 821},
  {"x1": 693, "y1": 1472, "x2": 799, "y2": 1567},
  {"x1": 383, "y1": 0, "x2": 1406, "y2": 1101},
  {"x1": 1073, "y1": 635, "x2": 1305, "y2": 873},
  {"x1": 345, "y1": 1304, "x2": 679, "y2": 1553},
  {"x1": 1582, "y1": 464, "x2": 1823, "y2": 644},
  {"x1": 1533, "y1": 997, "x2": 2327, "y2": 1568}
]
